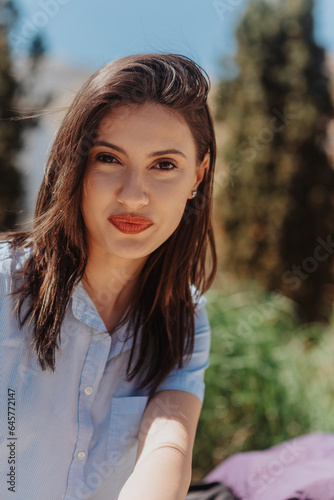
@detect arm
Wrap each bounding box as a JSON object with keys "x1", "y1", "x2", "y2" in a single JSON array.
[{"x1": 117, "y1": 389, "x2": 202, "y2": 500}]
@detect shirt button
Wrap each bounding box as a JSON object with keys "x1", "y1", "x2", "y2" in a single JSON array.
[
  {"x1": 84, "y1": 386, "x2": 93, "y2": 396},
  {"x1": 77, "y1": 451, "x2": 86, "y2": 460}
]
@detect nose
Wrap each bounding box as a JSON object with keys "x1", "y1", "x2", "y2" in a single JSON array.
[{"x1": 116, "y1": 170, "x2": 149, "y2": 209}]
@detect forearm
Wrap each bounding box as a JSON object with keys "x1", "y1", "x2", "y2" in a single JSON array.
[{"x1": 117, "y1": 446, "x2": 192, "y2": 500}]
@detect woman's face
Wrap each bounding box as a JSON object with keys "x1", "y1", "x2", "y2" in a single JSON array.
[{"x1": 81, "y1": 102, "x2": 209, "y2": 264}]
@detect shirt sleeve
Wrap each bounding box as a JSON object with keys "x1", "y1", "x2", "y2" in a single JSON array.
[{"x1": 155, "y1": 294, "x2": 211, "y2": 404}]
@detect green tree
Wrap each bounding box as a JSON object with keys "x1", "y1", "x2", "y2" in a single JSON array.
[
  {"x1": 215, "y1": 0, "x2": 334, "y2": 323},
  {"x1": 0, "y1": 1, "x2": 46, "y2": 230},
  {"x1": 0, "y1": 0, "x2": 24, "y2": 230}
]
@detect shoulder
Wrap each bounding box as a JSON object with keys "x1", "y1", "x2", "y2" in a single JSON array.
[
  {"x1": 190, "y1": 284, "x2": 208, "y2": 311},
  {"x1": 0, "y1": 239, "x2": 32, "y2": 286},
  {"x1": 190, "y1": 285, "x2": 209, "y2": 334},
  {"x1": 155, "y1": 286, "x2": 211, "y2": 403},
  {"x1": 0, "y1": 239, "x2": 13, "y2": 261},
  {"x1": 0, "y1": 240, "x2": 15, "y2": 280},
  {"x1": 190, "y1": 285, "x2": 211, "y2": 363}
]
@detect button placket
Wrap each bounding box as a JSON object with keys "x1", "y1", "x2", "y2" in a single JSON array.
[{"x1": 64, "y1": 332, "x2": 111, "y2": 498}]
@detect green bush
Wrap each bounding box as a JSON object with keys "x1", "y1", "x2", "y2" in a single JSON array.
[{"x1": 192, "y1": 283, "x2": 334, "y2": 479}]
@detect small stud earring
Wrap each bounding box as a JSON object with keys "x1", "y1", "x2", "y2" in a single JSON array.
[{"x1": 191, "y1": 190, "x2": 197, "y2": 198}]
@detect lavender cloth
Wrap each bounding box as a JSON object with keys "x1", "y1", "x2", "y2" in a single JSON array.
[{"x1": 205, "y1": 433, "x2": 334, "y2": 500}]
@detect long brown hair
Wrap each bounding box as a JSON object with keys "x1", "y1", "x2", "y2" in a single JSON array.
[{"x1": 4, "y1": 53, "x2": 217, "y2": 395}]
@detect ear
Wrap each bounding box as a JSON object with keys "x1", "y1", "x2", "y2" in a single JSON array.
[{"x1": 188, "y1": 152, "x2": 210, "y2": 199}]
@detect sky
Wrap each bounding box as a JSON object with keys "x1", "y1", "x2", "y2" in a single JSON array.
[{"x1": 10, "y1": 0, "x2": 334, "y2": 83}]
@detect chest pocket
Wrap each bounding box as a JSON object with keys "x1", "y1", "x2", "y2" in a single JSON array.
[{"x1": 106, "y1": 395, "x2": 149, "y2": 467}]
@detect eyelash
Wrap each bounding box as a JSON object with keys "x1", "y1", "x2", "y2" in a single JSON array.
[{"x1": 94, "y1": 153, "x2": 177, "y2": 171}]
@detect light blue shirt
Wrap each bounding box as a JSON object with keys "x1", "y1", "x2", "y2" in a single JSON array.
[{"x1": 0, "y1": 242, "x2": 211, "y2": 500}]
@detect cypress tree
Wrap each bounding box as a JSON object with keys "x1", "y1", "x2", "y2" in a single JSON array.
[
  {"x1": 0, "y1": 0, "x2": 24, "y2": 230},
  {"x1": 215, "y1": 0, "x2": 334, "y2": 323}
]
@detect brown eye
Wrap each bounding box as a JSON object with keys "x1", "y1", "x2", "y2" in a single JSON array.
[
  {"x1": 96, "y1": 153, "x2": 118, "y2": 164},
  {"x1": 154, "y1": 161, "x2": 177, "y2": 171}
]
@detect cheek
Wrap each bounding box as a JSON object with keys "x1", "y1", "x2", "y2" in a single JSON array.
[
  {"x1": 159, "y1": 194, "x2": 189, "y2": 229},
  {"x1": 82, "y1": 173, "x2": 109, "y2": 207},
  {"x1": 82, "y1": 171, "x2": 95, "y2": 196},
  {"x1": 173, "y1": 199, "x2": 189, "y2": 224},
  {"x1": 155, "y1": 180, "x2": 194, "y2": 224},
  {"x1": 164, "y1": 176, "x2": 196, "y2": 220},
  {"x1": 81, "y1": 176, "x2": 102, "y2": 224}
]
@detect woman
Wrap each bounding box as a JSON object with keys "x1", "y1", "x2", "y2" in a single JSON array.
[{"x1": 0, "y1": 53, "x2": 217, "y2": 500}]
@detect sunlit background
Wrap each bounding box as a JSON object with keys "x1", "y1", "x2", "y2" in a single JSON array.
[
  {"x1": 1, "y1": 0, "x2": 334, "y2": 486},
  {"x1": 5, "y1": 0, "x2": 334, "y2": 222},
  {"x1": 11, "y1": 0, "x2": 334, "y2": 77}
]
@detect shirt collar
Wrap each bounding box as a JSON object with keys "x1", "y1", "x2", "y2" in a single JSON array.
[
  {"x1": 71, "y1": 280, "x2": 107, "y2": 332},
  {"x1": 70, "y1": 280, "x2": 139, "y2": 360}
]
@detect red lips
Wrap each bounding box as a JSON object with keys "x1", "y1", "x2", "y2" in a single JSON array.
[{"x1": 108, "y1": 214, "x2": 154, "y2": 234}]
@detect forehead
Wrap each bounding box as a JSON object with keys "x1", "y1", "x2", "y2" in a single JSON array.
[{"x1": 95, "y1": 102, "x2": 197, "y2": 154}]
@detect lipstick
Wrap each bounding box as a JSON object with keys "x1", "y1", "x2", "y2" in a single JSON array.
[{"x1": 108, "y1": 214, "x2": 154, "y2": 234}]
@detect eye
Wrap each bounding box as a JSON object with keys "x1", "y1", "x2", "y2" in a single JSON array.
[
  {"x1": 95, "y1": 153, "x2": 119, "y2": 164},
  {"x1": 153, "y1": 161, "x2": 177, "y2": 171}
]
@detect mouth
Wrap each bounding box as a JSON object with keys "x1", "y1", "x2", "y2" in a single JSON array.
[{"x1": 108, "y1": 214, "x2": 154, "y2": 234}]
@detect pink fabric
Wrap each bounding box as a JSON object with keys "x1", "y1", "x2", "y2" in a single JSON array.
[{"x1": 205, "y1": 433, "x2": 334, "y2": 500}]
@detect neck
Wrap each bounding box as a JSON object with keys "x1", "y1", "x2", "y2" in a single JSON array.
[{"x1": 82, "y1": 251, "x2": 147, "y2": 331}]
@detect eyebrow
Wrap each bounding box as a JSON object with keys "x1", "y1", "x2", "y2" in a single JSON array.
[{"x1": 92, "y1": 140, "x2": 187, "y2": 159}]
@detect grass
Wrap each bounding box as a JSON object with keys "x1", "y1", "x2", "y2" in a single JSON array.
[{"x1": 192, "y1": 281, "x2": 334, "y2": 480}]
